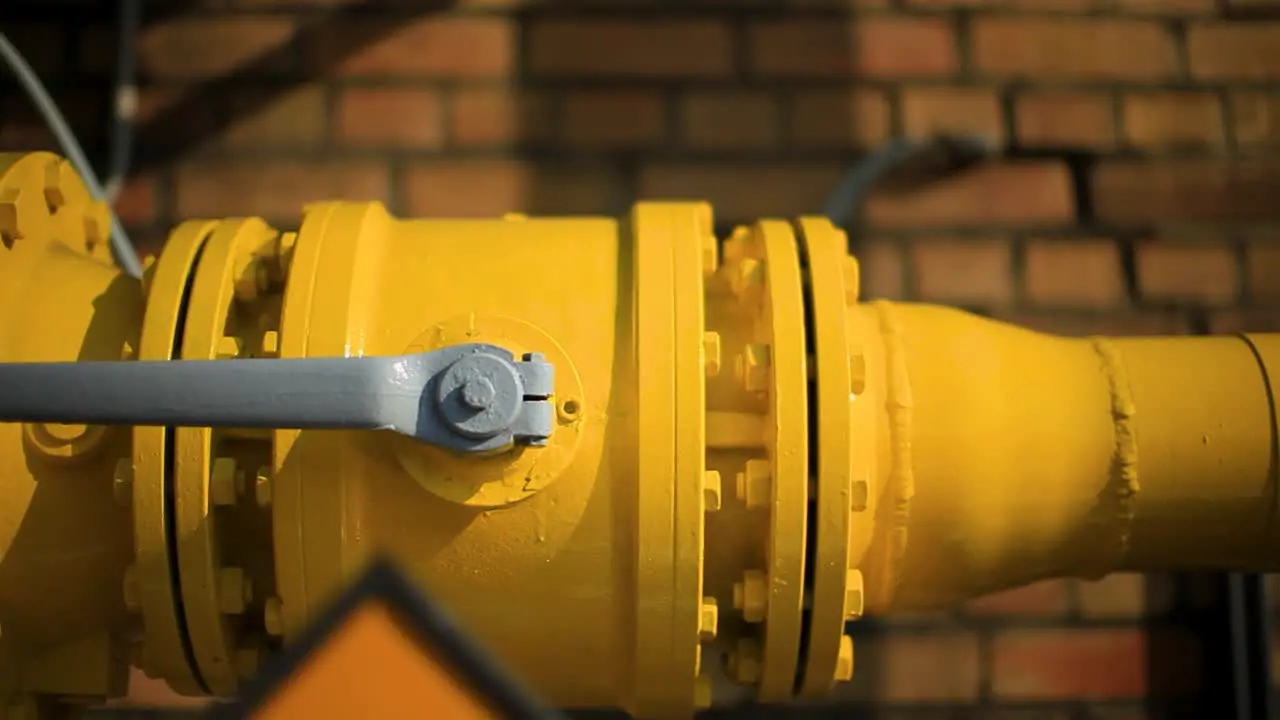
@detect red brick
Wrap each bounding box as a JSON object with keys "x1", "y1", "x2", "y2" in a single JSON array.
[
  {"x1": 908, "y1": 0, "x2": 1102, "y2": 7},
  {"x1": 1188, "y1": 24, "x2": 1280, "y2": 80},
  {"x1": 113, "y1": 175, "x2": 158, "y2": 227},
  {"x1": 965, "y1": 580, "x2": 1071, "y2": 616},
  {"x1": 791, "y1": 89, "x2": 892, "y2": 149},
  {"x1": 1025, "y1": 239, "x2": 1127, "y2": 308},
  {"x1": 1231, "y1": 94, "x2": 1280, "y2": 148},
  {"x1": 528, "y1": 20, "x2": 732, "y2": 78},
  {"x1": 563, "y1": 91, "x2": 667, "y2": 148},
  {"x1": 1136, "y1": 241, "x2": 1239, "y2": 304},
  {"x1": 448, "y1": 87, "x2": 552, "y2": 148},
  {"x1": 680, "y1": 92, "x2": 779, "y2": 151},
  {"x1": 403, "y1": 161, "x2": 621, "y2": 218},
  {"x1": 1117, "y1": 0, "x2": 1215, "y2": 12},
  {"x1": 1211, "y1": 308, "x2": 1280, "y2": 333},
  {"x1": 1078, "y1": 574, "x2": 1152, "y2": 618},
  {"x1": 994, "y1": 310, "x2": 1190, "y2": 336},
  {"x1": 856, "y1": 240, "x2": 906, "y2": 299},
  {"x1": 1246, "y1": 240, "x2": 1280, "y2": 298},
  {"x1": 866, "y1": 162, "x2": 1075, "y2": 228},
  {"x1": 992, "y1": 628, "x2": 1147, "y2": 699},
  {"x1": 835, "y1": 633, "x2": 981, "y2": 702},
  {"x1": 1015, "y1": 92, "x2": 1117, "y2": 149},
  {"x1": 134, "y1": 16, "x2": 295, "y2": 80},
  {"x1": 336, "y1": 88, "x2": 444, "y2": 149},
  {"x1": 318, "y1": 17, "x2": 513, "y2": 79},
  {"x1": 1093, "y1": 161, "x2": 1280, "y2": 225},
  {"x1": 972, "y1": 19, "x2": 1178, "y2": 80},
  {"x1": 749, "y1": 18, "x2": 958, "y2": 78},
  {"x1": 901, "y1": 87, "x2": 1005, "y2": 144},
  {"x1": 175, "y1": 161, "x2": 388, "y2": 221},
  {"x1": 638, "y1": 163, "x2": 843, "y2": 226},
  {"x1": 1122, "y1": 92, "x2": 1225, "y2": 148},
  {"x1": 911, "y1": 237, "x2": 1014, "y2": 305},
  {"x1": 220, "y1": 84, "x2": 327, "y2": 150}
]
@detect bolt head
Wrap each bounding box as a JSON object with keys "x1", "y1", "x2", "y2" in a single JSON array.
[
  {"x1": 218, "y1": 567, "x2": 251, "y2": 615},
  {"x1": 703, "y1": 470, "x2": 722, "y2": 512},
  {"x1": 699, "y1": 597, "x2": 719, "y2": 642},
  {"x1": 736, "y1": 459, "x2": 771, "y2": 509},
  {"x1": 210, "y1": 458, "x2": 242, "y2": 507},
  {"x1": 734, "y1": 569, "x2": 768, "y2": 623},
  {"x1": 264, "y1": 597, "x2": 285, "y2": 637},
  {"x1": 835, "y1": 635, "x2": 854, "y2": 681},
  {"x1": 461, "y1": 377, "x2": 496, "y2": 410},
  {"x1": 437, "y1": 353, "x2": 524, "y2": 440},
  {"x1": 844, "y1": 569, "x2": 865, "y2": 620}
]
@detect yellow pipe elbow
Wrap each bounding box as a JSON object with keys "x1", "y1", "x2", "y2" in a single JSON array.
[{"x1": 1, "y1": 152, "x2": 1279, "y2": 717}]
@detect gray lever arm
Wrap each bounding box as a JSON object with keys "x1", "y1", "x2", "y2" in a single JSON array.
[{"x1": 0, "y1": 343, "x2": 555, "y2": 454}]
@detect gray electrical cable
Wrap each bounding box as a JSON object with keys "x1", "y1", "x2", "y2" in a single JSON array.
[{"x1": 0, "y1": 32, "x2": 144, "y2": 279}]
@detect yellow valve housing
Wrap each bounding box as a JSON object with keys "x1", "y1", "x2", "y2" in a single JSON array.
[{"x1": 0, "y1": 151, "x2": 1279, "y2": 718}]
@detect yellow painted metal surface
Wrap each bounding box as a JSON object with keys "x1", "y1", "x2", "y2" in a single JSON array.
[{"x1": 4, "y1": 152, "x2": 1280, "y2": 718}]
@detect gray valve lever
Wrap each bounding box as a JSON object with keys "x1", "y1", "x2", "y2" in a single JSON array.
[{"x1": 0, "y1": 343, "x2": 555, "y2": 454}]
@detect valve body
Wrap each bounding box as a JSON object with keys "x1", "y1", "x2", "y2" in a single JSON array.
[{"x1": 0, "y1": 151, "x2": 1278, "y2": 718}]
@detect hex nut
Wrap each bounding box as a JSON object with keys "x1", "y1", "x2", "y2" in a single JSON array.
[
  {"x1": 849, "y1": 350, "x2": 867, "y2": 395},
  {"x1": 851, "y1": 468, "x2": 869, "y2": 512},
  {"x1": 702, "y1": 331, "x2": 722, "y2": 378},
  {"x1": 703, "y1": 470, "x2": 722, "y2": 513},
  {"x1": 216, "y1": 336, "x2": 243, "y2": 360},
  {"x1": 733, "y1": 569, "x2": 768, "y2": 623},
  {"x1": 261, "y1": 330, "x2": 280, "y2": 358},
  {"x1": 842, "y1": 256, "x2": 861, "y2": 306},
  {"x1": 701, "y1": 233, "x2": 719, "y2": 278},
  {"x1": 730, "y1": 258, "x2": 764, "y2": 297},
  {"x1": 699, "y1": 597, "x2": 719, "y2": 642},
  {"x1": 218, "y1": 567, "x2": 253, "y2": 615},
  {"x1": 736, "y1": 344, "x2": 770, "y2": 393},
  {"x1": 835, "y1": 635, "x2": 854, "y2": 681},
  {"x1": 264, "y1": 597, "x2": 285, "y2": 637},
  {"x1": 735, "y1": 459, "x2": 771, "y2": 509},
  {"x1": 235, "y1": 261, "x2": 270, "y2": 302},
  {"x1": 210, "y1": 458, "x2": 244, "y2": 507},
  {"x1": 844, "y1": 569, "x2": 865, "y2": 620}
]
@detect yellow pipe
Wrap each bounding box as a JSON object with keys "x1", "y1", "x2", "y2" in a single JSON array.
[{"x1": 0, "y1": 151, "x2": 1276, "y2": 718}]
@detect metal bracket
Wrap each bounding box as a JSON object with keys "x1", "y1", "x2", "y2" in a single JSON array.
[{"x1": 0, "y1": 343, "x2": 555, "y2": 454}]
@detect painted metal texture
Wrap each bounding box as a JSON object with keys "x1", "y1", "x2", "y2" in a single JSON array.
[{"x1": 0, "y1": 152, "x2": 1278, "y2": 719}]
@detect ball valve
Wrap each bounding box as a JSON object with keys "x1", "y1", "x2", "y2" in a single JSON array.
[{"x1": 0, "y1": 150, "x2": 1277, "y2": 719}]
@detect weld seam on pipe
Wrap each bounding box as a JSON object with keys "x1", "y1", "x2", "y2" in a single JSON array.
[
  {"x1": 872, "y1": 300, "x2": 915, "y2": 599},
  {"x1": 1090, "y1": 338, "x2": 1140, "y2": 576}
]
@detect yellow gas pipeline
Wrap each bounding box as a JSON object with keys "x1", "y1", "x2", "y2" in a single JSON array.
[{"x1": 0, "y1": 151, "x2": 1276, "y2": 719}]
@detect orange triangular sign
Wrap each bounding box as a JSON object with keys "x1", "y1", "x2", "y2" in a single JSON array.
[{"x1": 208, "y1": 559, "x2": 560, "y2": 720}]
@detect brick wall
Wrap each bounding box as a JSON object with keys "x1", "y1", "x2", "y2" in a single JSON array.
[{"x1": 3, "y1": 0, "x2": 1278, "y2": 716}]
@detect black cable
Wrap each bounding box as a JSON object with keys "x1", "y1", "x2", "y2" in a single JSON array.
[{"x1": 105, "y1": 0, "x2": 142, "y2": 203}]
